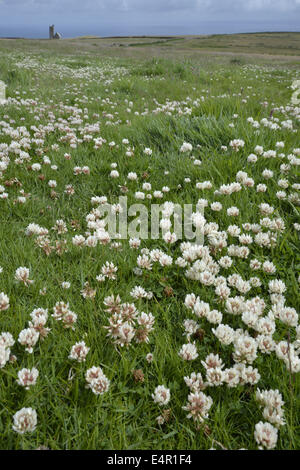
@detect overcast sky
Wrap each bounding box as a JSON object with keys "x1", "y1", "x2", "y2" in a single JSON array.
[{"x1": 0, "y1": 0, "x2": 299, "y2": 38}]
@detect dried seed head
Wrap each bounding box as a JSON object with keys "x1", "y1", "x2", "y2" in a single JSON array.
[{"x1": 132, "y1": 369, "x2": 145, "y2": 383}]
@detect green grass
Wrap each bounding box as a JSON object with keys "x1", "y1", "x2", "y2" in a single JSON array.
[{"x1": 0, "y1": 39, "x2": 299, "y2": 450}]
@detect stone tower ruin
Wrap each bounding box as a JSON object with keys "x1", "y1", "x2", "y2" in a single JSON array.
[
  {"x1": 49, "y1": 25, "x2": 54, "y2": 39},
  {"x1": 49, "y1": 25, "x2": 62, "y2": 39}
]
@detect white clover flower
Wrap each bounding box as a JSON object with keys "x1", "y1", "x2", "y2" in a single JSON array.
[
  {"x1": 17, "y1": 367, "x2": 39, "y2": 389},
  {"x1": 262, "y1": 261, "x2": 276, "y2": 274},
  {"x1": 254, "y1": 145, "x2": 264, "y2": 155},
  {"x1": 184, "y1": 372, "x2": 206, "y2": 392},
  {"x1": 254, "y1": 421, "x2": 278, "y2": 450},
  {"x1": 233, "y1": 335, "x2": 258, "y2": 364},
  {"x1": 152, "y1": 385, "x2": 170, "y2": 405},
  {"x1": 61, "y1": 281, "x2": 71, "y2": 289},
  {"x1": 117, "y1": 322, "x2": 135, "y2": 346},
  {"x1": 262, "y1": 169, "x2": 273, "y2": 179},
  {"x1": 162, "y1": 186, "x2": 170, "y2": 192},
  {"x1": 211, "y1": 202, "x2": 222, "y2": 211},
  {"x1": 130, "y1": 286, "x2": 153, "y2": 300},
  {"x1": 212, "y1": 324, "x2": 235, "y2": 345},
  {"x1": 163, "y1": 231, "x2": 177, "y2": 244},
  {"x1": 0, "y1": 331, "x2": 14, "y2": 349},
  {"x1": 219, "y1": 256, "x2": 233, "y2": 269},
  {"x1": 248, "y1": 153, "x2": 258, "y2": 163},
  {"x1": 18, "y1": 328, "x2": 39, "y2": 353},
  {"x1": 268, "y1": 280, "x2": 286, "y2": 295},
  {"x1": 146, "y1": 353, "x2": 154, "y2": 363},
  {"x1": 230, "y1": 139, "x2": 245, "y2": 152},
  {"x1": 241, "y1": 366, "x2": 261, "y2": 385},
  {"x1": 184, "y1": 293, "x2": 197, "y2": 310},
  {"x1": 69, "y1": 341, "x2": 90, "y2": 362},
  {"x1": 178, "y1": 342, "x2": 199, "y2": 361},
  {"x1": 196, "y1": 180, "x2": 212, "y2": 190},
  {"x1": 191, "y1": 212, "x2": 206, "y2": 229},
  {"x1": 183, "y1": 319, "x2": 199, "y2": 339},
  {"x1": 257, "y1": 335, "x2": 275, "y2": 354},
  {"x1": 206, "y1": 367, "x2": 224, "y2": 386},
  {"x1": 135, "y1": 191, "x2": 145, "y2": 200},
  {"x1": 31, "y1": 163, "x2": 41, "y2": 171},
  {"x1": 0, "y1": 344, "x2": 10, "y2": 368},
  {"x1": 255, "y1": 388, "x2": 285, "y2": 427},
  {"x1": 227, "y1": 225, "x2": 241, "y2": 237},
  {"x1": 223, "y1": 367, "x2": 240, "y2": 388},
  {"x1": 86, "y1": 366, "x2": 110, "y2": 395},
  {"x1": 127, "y1": 172, "x2": 137, "y2": 181},
  {"x1": 12, "y1": 408, "x2": 37, "y2": 434},
  {"x1": 227, "y1": 206, "x2": 239, "y2": 217},
  {"x1": 110, "y1": 170, "x2": 119, "y2": 178},
  {"x1": 142, "y1": 182, "x2": 151, "y2": 191},
  {"x1": 15, "y1": 267, "x2": 34, "y2": 286},
  {"x1": 183, "y1": 391, "x2": 213, "y2": 422},
  {"x1": 278, "y1": 307, "x2": 298, "y2": 327},
  {"x1": 129, "y1": 237, "x2": 141, "y2": 249},
  {"x1": 0, "y1": 292, "x2": 9, "y2": 311},
  {"x1": 202, "y1": 353, "x2": 224, "y2": 370},
  {"x1": 180, "y1": 142, "x2": 193, "y2": 153},
  {"x1": 206, "y1": 309, "x2": 223, "y2": 324}
]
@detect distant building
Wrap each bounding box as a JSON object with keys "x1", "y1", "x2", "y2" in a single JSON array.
[
  {"x1": 49, "y1": 25, "x2": 54, "y2": 39},
  {"x1": 49, "y1": 25, "x2": 62, "y2": 39}
]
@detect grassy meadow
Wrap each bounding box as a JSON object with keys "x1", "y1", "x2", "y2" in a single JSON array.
[{"x1": 0, "y1": 33, "x2": 299, "y2": 450}]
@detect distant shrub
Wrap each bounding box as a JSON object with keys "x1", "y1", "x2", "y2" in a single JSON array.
[
  {"x1": 230, "y1": 58, "x2": 245, "y2": 65},
  {"x1": 172, "y1": 63, "x2": 188, "y2": 79},
  {"x1": 132, "y1": 59, "x2": 167, "y2": 77}
]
